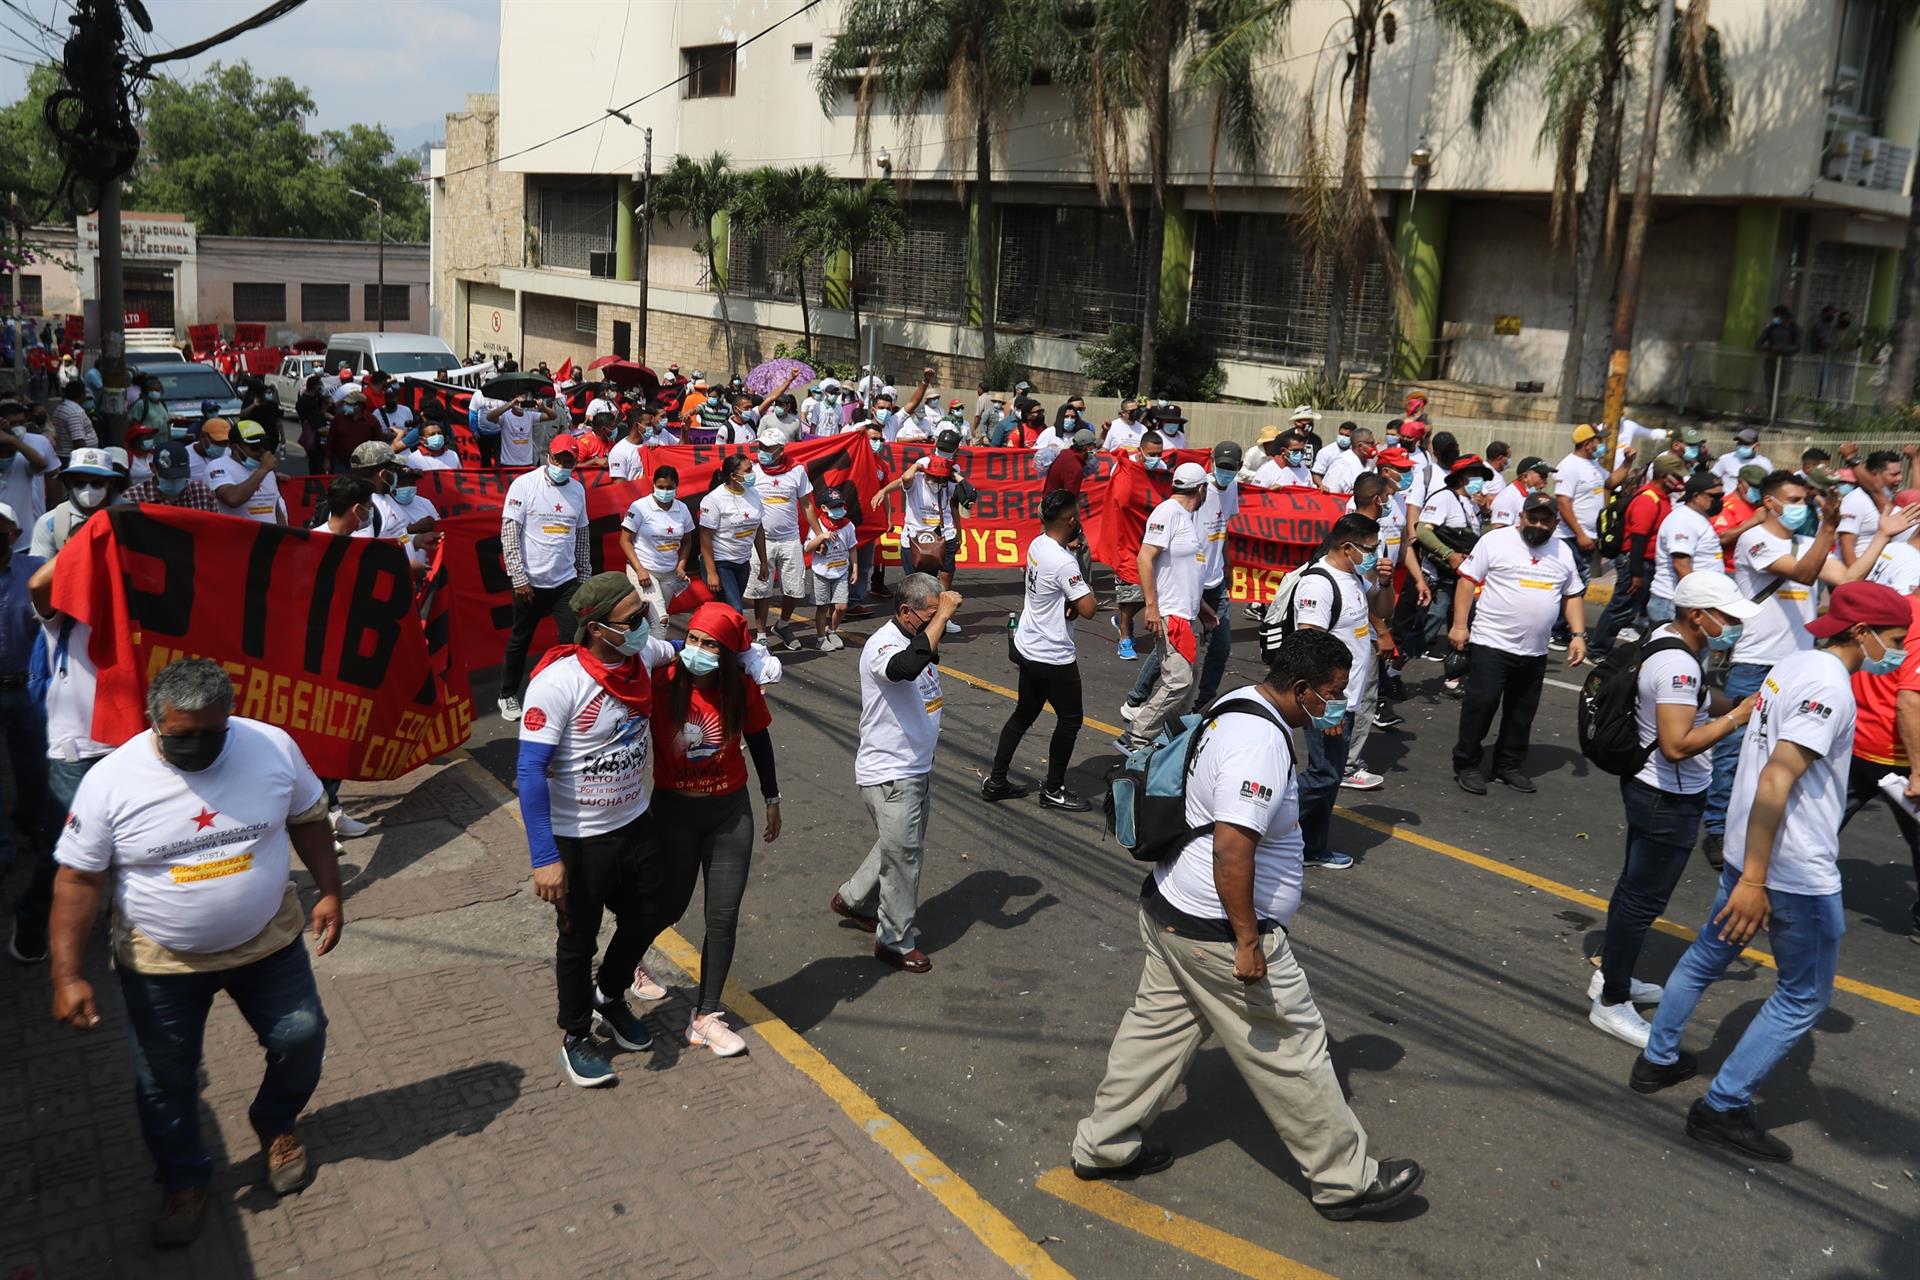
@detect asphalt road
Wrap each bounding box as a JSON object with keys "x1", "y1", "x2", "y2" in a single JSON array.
[{"x1": 466, "y1": 571, "x2": 1919, "y2": 1280}]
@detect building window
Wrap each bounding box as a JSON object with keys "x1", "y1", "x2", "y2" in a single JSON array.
[
  {"x1": 1188, "y1": 212, "x2": 1391, "y2": 369},
  {"x1": 684, "y1": 43, "x2": 737, "y2": 98},
  {"x1": 996, "y1": 203, "x2": 1152, "y2": 336},
  {"x1": 853, "y1": 199, "x2": 969, "y2": 325},
  {"x1": 233, "y1": 282, "x2": 286, "y2": 322},
  {"x1": 301, "y1": 283, "x2": 350, "y2": 322},
  {"x1": 575, "y1": 303, "x2": 598, "y2": 335},
  {"x1": 11, "y1": 274, "x2": 42, "y2": 310},
  {"x1": 363, "y1": 284, "x2": 411, "y2": 322},
  {"x1": 792, "y1": 43, "x2": 812, "y2": 61},
  {"x1": 531, "y1": 176, "x2": 616, "y2": 271},
  {"x1": 730, "y1": 221, "x2": 819, "y2": 309}
]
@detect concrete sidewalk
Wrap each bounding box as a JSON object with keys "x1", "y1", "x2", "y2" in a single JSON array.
[{"x1": 0, "y1": 754, "x2": 1026, "y2": 1280}]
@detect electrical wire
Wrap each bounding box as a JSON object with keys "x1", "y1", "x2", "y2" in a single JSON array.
[{"x1": 131, "y1": 0, "x2": 307, "y2": 70}]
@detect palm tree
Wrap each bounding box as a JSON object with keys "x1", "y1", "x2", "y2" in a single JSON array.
[
  {"x1": 813, "y1": 0, "x2": 1058, "y2": 364},
  {"x1": 815, "y1": 179, "x2": 906, "y2": 361},
  {"x1": 653, "y1": 152, "x2": 742, "y2": 374},
  {"x1": 736, "y1": 163, "x2": 837, "y2": 354},
  {"x1": 1471, "y1": 0, "x2": 1730, "y2": 419},
  {"x1": 1059, "y1": 0, "x2": 1289, "y2": 394}
]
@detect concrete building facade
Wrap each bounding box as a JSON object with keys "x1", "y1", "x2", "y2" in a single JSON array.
[{"x1": 430, "y1": 0, "x2": 1920, "y2": 410}]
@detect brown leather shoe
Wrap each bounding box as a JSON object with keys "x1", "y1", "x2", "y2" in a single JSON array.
[
  {"x1": 151, "y1": 1186, "x2": 209, "y2": 1248},
  {"x1": 874, "y1": 943, "x2": 931, "y2": 973},
  {"x1": 264, "y1": 1131, "x2": 311, "y2": 1195},
  {"x1": 830, "y1": 892, "x2": 878, "y2": 932}
]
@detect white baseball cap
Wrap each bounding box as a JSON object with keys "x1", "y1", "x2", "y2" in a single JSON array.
[
  {"x1": 64, "y1": 446, "x2": 117, "y2": 478},
  {"x1": 755, "y1": 424, "x2": 786, "y2": 447},
  {"x1": 1671, "y1": 570, "x2": 1762, "y2": 619},
  {"x1": 1171, "y1": 462, "x2": 1209, "y2": 491}
]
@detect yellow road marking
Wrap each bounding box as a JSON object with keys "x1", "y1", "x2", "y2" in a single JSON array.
[
  {"x1": 1035, "y1": 1168, "x2": 1339, "y2": 1280},
  {"x1": 448, "y1": 749, "x2": 1072, "y2": 1280},
  {"x1": 935, "y1": 663, "x2": 1920, "y2": 1019}
]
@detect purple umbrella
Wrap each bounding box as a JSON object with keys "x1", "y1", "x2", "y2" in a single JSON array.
[{"x1": 745, "y1": 357, "x2": 815, "y2": 396}]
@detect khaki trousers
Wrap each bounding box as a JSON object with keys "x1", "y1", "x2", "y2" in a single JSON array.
[{"x1": 1072, "y1": 906, "x2": 1375, "y2": 1204}]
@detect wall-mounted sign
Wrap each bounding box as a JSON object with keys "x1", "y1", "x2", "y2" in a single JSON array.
[{"x1": 1493, "y1": 314, "x2": 1522, "y2": 336}]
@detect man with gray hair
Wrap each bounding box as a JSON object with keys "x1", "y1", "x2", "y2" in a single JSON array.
[
  {"x1": 46, "y1": 657, "x2": 342, "y2": 1247},
  {"x1": 830, "y1": 572, "x2": 962, "y2": 974}
]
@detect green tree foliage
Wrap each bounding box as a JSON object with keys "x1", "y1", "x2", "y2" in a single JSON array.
[
  {"x1": 0, "y1": 60, "x2": 425, "y2": 241},
  {"x1": 1078, "y1": 321, "x2": 1226, "y2": 402},
  {"x1": 654, "y1": 152, "x2": 743, "y2": 373}
]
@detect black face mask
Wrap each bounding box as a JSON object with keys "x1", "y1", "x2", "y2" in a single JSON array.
[
  {"x1": 157, "y1": 728, "x2": 228, "y2": 772},
  {"x1": 1704, "y1": 495, "x2": 1725, "y2": 518},
  {"x1": 1520, "y1": 523, "x2": 1553, "y2": 547}
]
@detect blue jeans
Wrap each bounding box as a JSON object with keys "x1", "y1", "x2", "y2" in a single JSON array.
[
  {"x1": 1704, "y1": 662, "x2": 1770, "y2": 836},
  {"x1": 13, "y1": 756, "x2": 100, "y2": 932},
  {"x1": 851, "y1": 542, "x2": 876, "y2": 604},
  {"x1": 1600, "y1": 779, "x2": 1706, "y2": 1004},
  {"x1": 1300, "y1": 713, "x2": 1354, "y2": 859},
  {"x1": 1645, "y1": 866, "x2": 1844, "y2": 1112},
  {"x1": 0, "y1": 684, "x2": 53, "y2": 869},
  {"x1": 713, "y1": 559, "x2": 751, "y2": 611},
  {"x1": 116, "y1": 939, "x2": 329, "y2": 1190},
  {"x1": 1126, "y1": 583, "x2": 1231, "y2": 706},
  {"x1": 1646, "y1": 595, "x2": 1676, "y2": 625},
  {"x1": 1590, "y1": 564, "x2": 1651, "y2": 653},
  {"x1": 1550, "y1": 540, "x2": 1593, "y2": 643}
]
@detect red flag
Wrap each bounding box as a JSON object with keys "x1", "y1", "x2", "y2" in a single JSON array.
[{"x1": 554, "y1": 357, "x2": 575, "y2": 383}]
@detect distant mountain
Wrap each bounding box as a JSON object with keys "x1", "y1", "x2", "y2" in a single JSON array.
[{"x1": 387, "y1": 119, "x2": 446, "y2": 154}]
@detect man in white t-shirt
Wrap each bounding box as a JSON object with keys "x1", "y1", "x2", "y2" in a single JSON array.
[
  {"x1": 486, "y1": 393, "x2": 555, "y2": 467},
  {"x1": 1488, "y1": 456, "x2": 1550, "y2": 528},
  {"x1": 1252, "y1": 431, "x2": 1315, "y2": 488},
  {"x1": 1101, "y1": 399, "x2": 1146, "y2": 452},
  {"x1": 1650, "y1": 471, "x2": 1725, "y2": 624},
  {"x1": 1122, "y1": 441, "x2": 1244, "y2": 719},
  {"x1": 1638, "y1": 582, "x2": 1911, "y2": 1164},
  {"x1": 1291, "y1": 512, "x2": 1382, "y2": 870},
  {"x1": 833, "y1": 573, "x2": 962, "y2": 974},
  {"x1": 205, "y1": 419, "x2": 285, "y2": 524},
  {"x1": 1586, "y1": 570, "x2": 1759, "y2": 1049},
  {"x1": 1449, "y1": 493, "x2": 1586, "y2": 795},
  {"x1": 746, "y1": 426, "x2": 823, "y2": 651},
  {"x1": 1313, "y1": 418, "x2": 1355, "y2": 478},
  {"x1": 1118, "y1": 464, "x2": 1211, "y2": 753},
  {"x1": 984, "y1": 492, "x2": 1095, "y2": 811},
  {"x1": 1836, "y1": 450, "x2": 1906, "y2": 564},
  {"x1": 404, "y1": 422, "x2": 462, "y2": 472},
  {"x1": 48, "y1": 658, "x2": 341, "y2": 1238},
  {"x1": 1071, "y1": 628, "x2": 1424, "y2": 1221},
  {"x1": 497, "y1": 435, "x2": 592, "y2": 720},
  {"x1": 1710, "y1": 426, "x2": 1771, "y2": 490},
  {"x1": 1702, "y1": 471, "x2": 1905, "y2": 861},
  {"x1": 1551, "y1": 423, "x2": 1633, "y2": 647},
  {"x1": 518, "y1": 573, "x2": 679, "y2": 1087},
  {"x1": 1319, "y1": 425, "x2": 1375, "y2": 495}
]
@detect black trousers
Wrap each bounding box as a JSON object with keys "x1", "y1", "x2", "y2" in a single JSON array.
[
  {"x1": 1452, "y1": 643, "x2": 1547, "y2": 775},
  {"x1": 1840, "y1": 755, "x2": 1920, "y2": 929},
  {"x1": 501, "y1": 580, "x2": 579, "y2": 699},
  {"x1": 990, "y1": 655, "x2": 1084, "y2": 790},
  {"x1": 651, "y1": 790, "x2": 756, "y2": 1014},
  {"x1": 1600, "y1": 778, "x2": 1707, "y2": 1003},
  {"x1": 553, "y1": 818, "x2": 666, "y2": 1037},
  {"x1": 475, "y1": 432, "x2": 501, "y2": 467}
]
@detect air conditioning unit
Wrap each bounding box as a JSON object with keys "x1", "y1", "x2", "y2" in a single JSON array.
[{"x1": 589, "y1": 251, "x2": 615, "y2": 278}]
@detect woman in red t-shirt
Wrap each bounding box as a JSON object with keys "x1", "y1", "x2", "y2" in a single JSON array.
[{"x1": 638, "y1": 601, "x2": 779, "y2": 1057}]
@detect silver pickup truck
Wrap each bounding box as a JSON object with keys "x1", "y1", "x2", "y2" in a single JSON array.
[{"x1": 266, "y1": 353, "x2": 331, "y2": 403}]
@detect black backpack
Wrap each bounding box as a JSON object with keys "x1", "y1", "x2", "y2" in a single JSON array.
[
  {"x1": 1254, "y1": 565, "x2": 1339, "y2": 662},
  {"x1": 1576, "y1": 636, "x2": 1698, "y2": 776},
  {"x1": 1593, "y1": 485, "x2": 1641, "y2": 560}
]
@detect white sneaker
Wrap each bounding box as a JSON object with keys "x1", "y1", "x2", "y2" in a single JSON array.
[
  {"x1": 498, "y1": 695, "x2": 522, "y2": 722},
  {"x1": 1586, "y1": 968, "x2": 1664, "y2": 1005},
  {"x1": 329, "y1": 808, "x2": 372, "y2": 838},
  {"x1": 1340, "y1": 769, "x2": 1384, "y2": 791},
  {"x1": 1119, "y1": 701, "x2": 1140, "y2": 723},
  {"x1": 1617, "y1": 627, "x2": 1642, "y2": 644},
  {"x1": 1588, "y1": 996, "x2": 1652, "y2": 1048},
  {"x1": 688, "y1": 1009, "x2": 748, "y2": 1057},
  {"x1": 629, "y1": 964, "x2": 668, "y2": 1002},
  {"x1": 945, "y1": 620, "x2": 961, "y2": 635},
  {"x1": 817, "y1": 635, "x2": 834, "y2": 650}
]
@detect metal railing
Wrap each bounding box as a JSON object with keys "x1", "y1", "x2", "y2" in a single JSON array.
[{"x1": 1678, "y1": 341, "x2": 1885, "y2": 425}]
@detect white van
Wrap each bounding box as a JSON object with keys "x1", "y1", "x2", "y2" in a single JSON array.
[{"x1": 322, "y1": 332, "x2": 459, "y2": 380}]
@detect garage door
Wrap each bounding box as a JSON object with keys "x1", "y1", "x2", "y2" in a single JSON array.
[{"x1": 465, "y1": 283, "x2": 516, "y2": 363}]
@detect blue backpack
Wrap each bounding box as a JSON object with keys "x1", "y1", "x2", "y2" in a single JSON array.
[{"x1": 1105, "y1": 697, "x2": 1289, "y2": 862}]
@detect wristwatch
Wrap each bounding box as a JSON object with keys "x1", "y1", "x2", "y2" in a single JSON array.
[{"x1": 764, "y1": 795, "x2": 781, "y2": 805}]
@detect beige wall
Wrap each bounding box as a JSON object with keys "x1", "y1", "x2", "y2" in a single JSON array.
[
  {"x1": 436, "y1": 94, "x2": 527, "y2": 358},
  {"x1": 195, "y1": 237, "x2": 427, "y2": 338}
]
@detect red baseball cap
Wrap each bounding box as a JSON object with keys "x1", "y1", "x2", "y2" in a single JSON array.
[
  {"x1": 548, "y1": 434, "x2": 579, "y2": 458},
  {"x1": 1374, "y1": 445, "x2": 1415, "y2": 471},
  {"x1": 1805, "y1": 580, "x2": 1912, "y2": 637},
  {"x1": 923, "y1": 455, "x2": 955, "y2": 480},
  {"x1": 1398, "y1": 420, "x2": 1428, "y2": 442}
]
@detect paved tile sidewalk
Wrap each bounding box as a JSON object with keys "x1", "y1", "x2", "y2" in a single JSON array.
[{"x1": 0, "y1": 756, "x2": 1019, "y2": 1280}]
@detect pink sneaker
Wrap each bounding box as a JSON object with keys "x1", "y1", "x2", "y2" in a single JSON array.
[
  {"x1": 687, "y1": 1010, "x2": 747, "y2": 1057},
  {"x1": 629, "y1": 965, "x2": 668, "y2": 1002}
]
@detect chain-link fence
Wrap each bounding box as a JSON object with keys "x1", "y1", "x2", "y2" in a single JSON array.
[{"x1": 1678, "y1": 341, "x2": 1885, "y2": 424}]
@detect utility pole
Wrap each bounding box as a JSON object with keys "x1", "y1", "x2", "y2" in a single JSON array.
[
  {"x1": 10, "y1": 192, "x2": 23, "y2": 396},
  {"x1": 638, "y1": 127, "x2": 652, "y2": 360},
  {"x1": 1602, "y1": 0, "x2": 1676, "y2": 456},
  {"x1": 351, "y1": 187, "x2": 386, "y2": 332},
  {"x1": 97, "y1": 176, "x2": 127, "y2": 443}
]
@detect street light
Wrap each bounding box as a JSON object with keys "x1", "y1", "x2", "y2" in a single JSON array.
[{"x1": 348, "y1": 186, "x2": 386, "y2": 332}]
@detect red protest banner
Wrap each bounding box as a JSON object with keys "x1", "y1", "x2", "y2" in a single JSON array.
[
  {"x1": 1227, "y1": 485, "x2": 1349, "y2": 602},
  {"x1": 50, "y1": 506, "x2": 473, "y2": 780}
]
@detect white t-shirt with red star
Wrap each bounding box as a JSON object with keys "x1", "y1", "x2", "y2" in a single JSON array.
[
  {"x1": 519, "y1": 640, "x2": 677, "y2": 836},
  {"x1": 54, "y1": 718, "x2": 326, "y2": 954}
]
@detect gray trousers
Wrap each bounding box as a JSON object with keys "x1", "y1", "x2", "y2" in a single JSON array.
[
  {"x1": 1128, "y1": 633, "x2": 1194, "y2": 744},
  {"x1": 839, "y1": 774, "x2": 933, "y2": 952},
  {"x1": 1073, "y1": 907, "x2": 1376, "y2": 1204},
  {"x1": 1346, "y1": 660, "x2": 1380, "y2": 772}
]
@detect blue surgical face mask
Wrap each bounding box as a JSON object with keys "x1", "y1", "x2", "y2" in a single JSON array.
[
  {"x1": 1704, "y1": 616, "x2": 1743, "y2": 651},
  {"x1": 1385, "y1": 433, "x2": 1400, "y2": 446},
  {"x1": 1337, "y1": 435, "x2": 1352, "y2": 451},
  {"x1": 157, "y1": 475, "x2": 188, "y2": 498},
  {"x1": 393, "y1": 484, "x2": 417, "y2": 505},
  {"x1": 1865, "y1": 631, "x2": 1908, "y2": 676},
  {"x1": 1683, "y1": 445, "x2": 1700, "y2": 461},
  {"x1": 1287, "y1": 450, "x2": 1306, "y2": 466},
  {"x1": 1308, "y1": 688, "x2": 1349, "y2": 732},
  {"x1": 679, "y1": 645, "x2": 720, "y2": 676},
  {"x1": 654, "y1": 487, "x2": 676, "y2": 506},
  {"x1": 1143, "y1": 456, "x2": 1167, "y2": 472},
  {"x1": 145, "y1": 390, "x2": 160, "y2": 402},
  {"x1": 758, "y1": 448, "x2": 779, "y2": 465},
  {"x1": 1744, "y1": 485, "x2": 1761, "y2": 504},
  {"x1": 604, "y1": 616, "x2": 652, "y2": 656},
  {"x1": 200, "y1": 442, "x2": 227, "y2": 460},
  {"x1": 740, "y1": 471, "x2": 758, "y2": 491},
  {"x1": 1213, "y1": 466, "x2": 1236, "y2": 487},
  {"x1": 1351, "y1": 545, "x2": 1379, "y2": 575},
  {"x1": 240, "y1": 453, "x2": 261, "y2": 472},
  {"x1": 1465, "y1": 478, "x2": 1486, "y2": 496},
  {"x1": 171, "y1": 425, "x2": 193, "y2": 441},
  {"x1": 825, "y1": 505, "x2": 848, "y2": 521},
  {"x1": 1778, "y1": 501, "x2": 1810, "y2": 532},
  {"x1": 1735, "y1": 444, "x2": 1755, "y2": 460},
  {"x1": 870, "y1": 438, "x2": 884, "y2": 454},
  {"x1": 1396, "y1": 472, "x2": 1413, "y2": 492},
  {"x1": 425, "y1": 433, "x2": 446, "y2": 451},
  {"x1": 546, "y1": 464, "x2": 572, "y2": 485},
  {"x1": 1838, "y1": 482, "x2": 1858, "y2": 498}
]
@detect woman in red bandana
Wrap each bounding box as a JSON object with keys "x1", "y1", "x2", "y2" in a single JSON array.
[{"x1": 634, "y1": 601, "x2": 780, "y2": 1058}]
